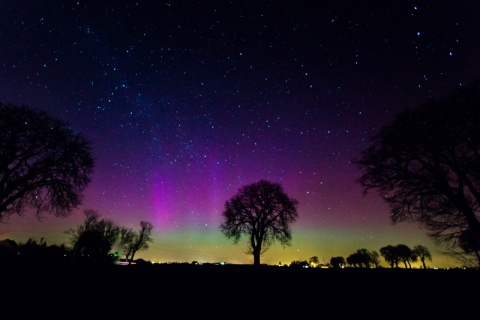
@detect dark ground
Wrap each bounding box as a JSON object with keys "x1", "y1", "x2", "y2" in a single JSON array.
[{"x1": 1, "y1": 262, "x2": 477, "y2": 317}]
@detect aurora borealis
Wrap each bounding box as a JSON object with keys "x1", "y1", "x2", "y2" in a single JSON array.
[{"x1": 1, "y1": 1, "x2": 479, "y2": 267}]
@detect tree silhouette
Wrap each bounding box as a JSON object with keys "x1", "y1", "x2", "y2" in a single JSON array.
[
  {"x1": 352, "y1": 80, "x2": 480, "y2": 265},
  {"x1": 289, "y1": 260, "x2": 309, "y2": 268},
  {"x1": 0, "y1": 103, "x2": 94, "y2": 222},
  {"x1": 371, "y1": 250, "x2": 381, "y2": 268},
  {"x1": 380, "y1": 245, "x2": 400, "y2": 268},
  {"x1": 329, "y1": 256, "x2": 346, "y2": 269},
  {"x1": 346, "y1": 253, "x2": 362, "y2": 268},
  {"x1": 220, "y1": 180, "x2": 299, "y2": 266},
  {"x1": 347, "y1": 248, "x2": 375, "y2": 268},
  {"x1": 117, "y1": 227, "x2": 135, "y2": 261},
  {"x1": 65, "y1": 209, "x2": 119, "y2": 264},
  {"x1": 396, "y1": 244, "x2": 414, "y2": 268},
  {"x1": 309, "y1": 256, "x2": 319, "y2": 267},
  {"x1": 412, "y1": 245, "x2": 432, "y2": 269},
  {"x1": 118, "y1": 221, "x2": 154, "y2": 264},
  {"x1": 379, "y1": 244, "x2": 420, "y2": 268}
]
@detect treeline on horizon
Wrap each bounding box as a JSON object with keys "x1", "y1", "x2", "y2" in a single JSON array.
[
  {"x1": 0, "y1": 205, "x2": 436, "y2": 269},
  {"x1": 0, "y1": 233, "x2": 441, "y2": 270}
]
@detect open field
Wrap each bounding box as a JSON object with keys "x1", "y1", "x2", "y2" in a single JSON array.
[
  {"x1": 4, "y1": 262, "x2": 478, "y2": 289},
  {"x1": 1, "y1": 263, "x2": 477, "y2": 317}
]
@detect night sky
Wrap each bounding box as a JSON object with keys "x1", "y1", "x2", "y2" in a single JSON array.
[{"x1": 1, "y1": 1, "x2": 479, "y2": 267}]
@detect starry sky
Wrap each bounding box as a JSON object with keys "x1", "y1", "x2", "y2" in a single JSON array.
[{"x1": 1, "y1": 1, "x2": 479, "y2": 267}]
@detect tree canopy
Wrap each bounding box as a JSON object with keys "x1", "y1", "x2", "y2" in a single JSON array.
[
  {"x1": 0, "y1": 103, "x2": 95, "y2": 221},
  {"x1": 219, "y1": 179, "x2": 299, "y2": 265},
  {"x1": 353, "y1": 80, "x2": 480, "y2": 266}
]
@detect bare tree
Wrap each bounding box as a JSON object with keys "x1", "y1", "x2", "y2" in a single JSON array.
[
  {"x1": 352, "y1": 80, "x2": 480, "y2": 266},
  {"x1": 65, "y1": 209, "x2": 99, "y2": 251},
  {"x1": 0, "y1": 103, "x2": 94, "y2": 222},
  {"x1": 220, "y1": 180, "x2": 299, "y2": 266},
  {"x1": 117, "y1": 227, "x2": 135, "y2": 260},
  {"x1": 118, "y1": 221, "x2": 154, "y2": 264},
  {"x1": 65, "y1": 209, "x2": 119, "y2": 264}
]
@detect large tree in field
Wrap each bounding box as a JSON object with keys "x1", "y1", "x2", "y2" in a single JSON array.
[
  {"x1": 0, "y1": 103, "x2": 94, "y2": 222},
  {"x1": 353, "y1": 80, "x2": 480, "y2": 266},
  {"x1": 220, "y1": 180, "x2": 299, "y2": 266}
]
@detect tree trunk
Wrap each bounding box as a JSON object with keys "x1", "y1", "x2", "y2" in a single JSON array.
[{"x1": 253, "y1": 247, "x2": 261, "y2": 265}]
